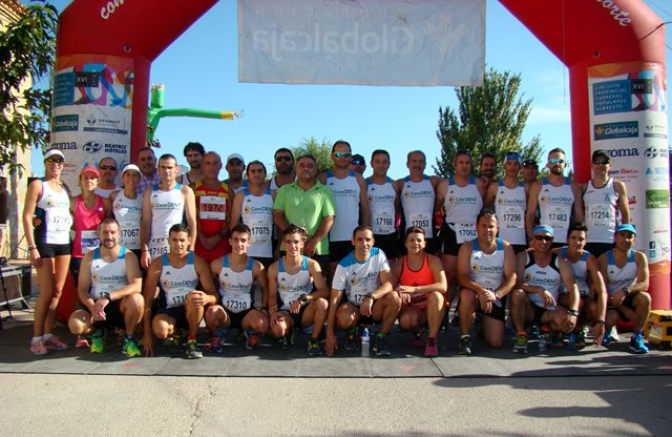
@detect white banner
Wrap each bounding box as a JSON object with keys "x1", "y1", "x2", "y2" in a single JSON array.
[{"x1": 238, "y1": 0, "x2": 485, "y2": 86}]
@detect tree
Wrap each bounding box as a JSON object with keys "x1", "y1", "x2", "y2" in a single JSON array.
[
  {"x1": 433, "y1": 68, "x2": 544, "y2": 179},
  {"x1": 291, "y1": 136, "x2": 334, "y2": 173},
  {"x1": 0, "y1": 1, "x2": 58, "y2": 174}
]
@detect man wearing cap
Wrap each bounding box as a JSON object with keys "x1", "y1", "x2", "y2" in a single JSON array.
[
  {"x1": 479, "y1": 153, "x2": 498, "y2": 191},
  {"x1": 110, "y1": 164, "x2": 143, "y2": 258},
  {"x1": 224, "y1": 153, "x2": 248, "y2": 194},
  {"x1": 192, "y1": 151, "x2": 232, "y2": 263},
  {"x1": 509, "y1": 225, "x2": 580, "y2": 353},
  {"x1": 136, "y1": 146, "x2": 161, "y2": 196},
  {"x1": 178, "y1": 141, "x2": 205, "y2": 185},
  {"x1": 526, "y1": 148, "x2": 584, "y2": 246},
  {"x1": 435, "y1": 150, "x2": 486, "y2": 288},
  {"x1": 349, "y1": 154, "x2": 367, "y2": 175},
  {"x1": 95, "y1": 157, "x2": 120, "y2": 199},
  {"x1": 366, "y1": 149, "x2": 402, "y2": 261},
  {"x1": 522, "y1": 159, "x2": 539, "y2": 190},
  {"x1": 318, "y1": 140, "x2": 370, "y2": 284},
  {"x1": 597, "y1": 224, "x2": 651, "y2": 354},
  {"x1": 485, "y1": 152, "x2": 528, "y2": 253},
  {"x1": 140, "y1": 153, "x2": 197, "y2": 269},
  {"x1": 582, "y1": 149, "x2": 630, "y2": 257},
  {"x1": 274, "y1": 154, "x2": 335, "y2": 271}
]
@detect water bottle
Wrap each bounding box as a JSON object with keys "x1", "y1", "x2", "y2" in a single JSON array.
[
  {"x1": 567, "y1": 331, "x2": 576, "y2": 351},
  {"x1": 539, "y1": 326, "x2": 549, "y2": 352},
  {"x1": 361, "y1": 328, "x2": 370, "y2": 357}
]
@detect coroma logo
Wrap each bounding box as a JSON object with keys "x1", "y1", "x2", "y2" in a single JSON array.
[
  {"x1": 83, "y1": 141, "x2": 102, "y2": 153},
  {"x1": 607, "y1": 148, "x2": 639, "y2": 158},
  {"x1": 51, "y1": 142, "x2": 77, "y2": 150}
]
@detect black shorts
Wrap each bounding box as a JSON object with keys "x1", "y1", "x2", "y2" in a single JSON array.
[
  {"x1": 441, "y1": 225, "x2": 463, "y2": 257},
  {"x1": 511, "y1": 244, "x2": 527, "y2": 254},
  {"x1": 155, "y1": 306, "x2": 189, "y2": 330},
  {"x1": 477, "y1": 297, "x2": 507, "y2": 322},
  {"x1": 612, "y1": 292, "x2": 638, "y2": 321},
  {"x1": 255, "y1": 257, "x2": 274, "y2": 269},
  {"x1": 584, "y1": 243, "x2": 612, "y2": 258},
  {"x1": 78, "y1": 299, "x2": 126, "y2": 330},
  {"x1": 339, "y1": 296, "x2": 375, "y2": 326},
  {"x1": 329, "y1": 240, "x2": 354, "y2": 263},
  {"x1": 228, "y1": 308, "x2": 252, "y2": 329},
  {"x1": 374, "y1": 232, "x2": 401, "y2": 259},
  {"x1": 36, "y1": 242, "x2": 71, "y2": 258},
  {"x1": 532, "y1": 304, "x2": 549, "y2": 326}
]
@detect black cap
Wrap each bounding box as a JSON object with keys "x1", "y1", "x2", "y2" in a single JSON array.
[
  {"x1": 522, "y1": 159, "x2": 538, "y2": 167},
  {"x1": 591, "y1": 149, "x2": 610, "y2": 163},
  {"x1": 351, "y1": 154, "x2": 366, "y2": 166}
]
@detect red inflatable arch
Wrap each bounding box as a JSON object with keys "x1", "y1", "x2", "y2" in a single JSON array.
[{"x1": 53, "y1": 0, "x2": 669, "y2": 308}]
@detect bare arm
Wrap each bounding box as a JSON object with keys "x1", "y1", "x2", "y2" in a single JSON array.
[
  {"x1": 356, "y1": 173, "x2": 371, "y2": 227},
  {"x1": 484, "y1": 182, "x2": 498, "y2": 209},
  {"x1": 571, "y1": 181, "x2": 585, "y2": 223},
  {"x1": 614, "y1": 180, "x2": 630, "y2": 224},
  {"x1": 497, "y1": 243, "x2": 518, "y2": 297},
  {"x1": 525, "y1": 182, "x2": 541, "y2": 239},
  {"x1": 253, "y1": 261, "x2": 269, "y2": 308},
  {"x1": 308, "y1": 259, "x2": 329, "y2": 299},
  {"x1": 77, "y1": 252, "x2": 95, "y2": 312},
  {"x1": 183, "y1": 186, "x2": 198, "y2": 251},
  {"x1": 229, "y1": 190, "x2": 245, "y2": 232}
]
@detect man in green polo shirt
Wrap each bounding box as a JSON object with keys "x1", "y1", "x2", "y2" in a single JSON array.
[{"x1": 273, "y1": 154, "x2": 335, "y2": 270}]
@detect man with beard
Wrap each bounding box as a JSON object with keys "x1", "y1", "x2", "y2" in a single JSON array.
[
  {"x1": 178, "y1": 141, "x2": 205, "y2": 185},
  {"x1": 269, "y1": 148, "x2": 297, "y2": 192},
  {"x1": 95, "y1": 157, "x2": 120, "y2": 199},
  {"x1": 67, "y1": 218, "x2": 144, "y2": 356},
  {"x1": 479, "y1": 153, "x2": 497, "y2": 190},
  {"x1": 522, "y1": 159, "x2": 539, "y2": 190},
  {"x1": 526, "y1": 148, "x2": 584, "y2": 246}
]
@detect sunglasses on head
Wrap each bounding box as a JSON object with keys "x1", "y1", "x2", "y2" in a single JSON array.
[
  {"x1": 333, "y1": 152, "x2": 352, "y2": 159},
  {"x1": 548, "y1": 158, "x2": 566, "y2": 165},
  {"x1": 45, "y1": 158, "x2": 64, "y2": 164},
  {"x1": 534, "y1": 235, "x2": 554, "y2": 242},
  {"x1": 275, "y1": 156, "x2": 292, "y2": 162},
  {"x1": 99, "y1": 165, "x2": 117, "y2": 171}
]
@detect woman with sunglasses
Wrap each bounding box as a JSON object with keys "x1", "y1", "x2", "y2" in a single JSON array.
[{"x1": 23, "y1": 149, "x2": 73, "y2": 355}]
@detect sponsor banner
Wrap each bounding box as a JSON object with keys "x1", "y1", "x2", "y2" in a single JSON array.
[
  {"x1": 50, "y1": 55, "x2": 134, "y2": 194},
  {"x1": 238, "y1": 0, "x2": 485, "y2": 86},
  {"x1": 588, "y1": 61, "x2": 670, "y2": 274}
]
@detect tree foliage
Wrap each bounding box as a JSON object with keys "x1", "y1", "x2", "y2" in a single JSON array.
[
  {"x1": 291, "y1": 136, "x2": 334, "y2": 173},
  {"x1": 0, "y1": 1, "x2": 58, "y2": 174},
  {"x1": 434, "y1": 68, "x2": 544, "y2": 179}
]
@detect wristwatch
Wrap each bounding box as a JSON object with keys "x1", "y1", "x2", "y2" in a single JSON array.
[
  {"x1": 567, "y1": 309, "x2": 579, "y2": 317},
  {"x1": 299, "y1": 293, "x2": 308, "y2": 304},
  {"x1": 365, "y1": 293, "x2": 376, "y2": 301},
  {"x1": 493, "y1": 291, "x2": 501, "y2": 300},
  {"x1": 102, "y1": 291, "x2": 111, "y2": 300}
]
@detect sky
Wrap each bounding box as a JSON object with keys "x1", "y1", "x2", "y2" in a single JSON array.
[{"x1": 30, "y1": 0, "x2": 672, "y2": 179}]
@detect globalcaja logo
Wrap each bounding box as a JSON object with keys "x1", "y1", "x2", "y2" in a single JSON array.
[
  {"x1": 645, "y1": 189, "x2": 669, "y2": 209},
  {"x1": 53, "y1": 115, "x2": 79, "y2": 132},
  {"x1": 593, "y1": 121, "x2": 638, "y2": 141}
]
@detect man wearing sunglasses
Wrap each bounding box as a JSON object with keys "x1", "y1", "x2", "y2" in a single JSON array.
[
  {"x1": 581, "y1": 150, "x2": 630, "y2": 257},
  {"x1": 318, "y1": 140, "x2": 370, "y2": 285},
  {"x1": 269, "y1": 148, "x2": 297, "y2": 192},
  {"x1": 349, "y1": 154, "x2": 367, "y2": 175},
  {"x1": 509, "y1": 225, "x2": 580, "y2": 353},
  {"x1": 95, "y1": 157, "x2": 120, "y2": 199},
  {"x1": 526, "y1": 148, "x2": 584, "y2": 246}
]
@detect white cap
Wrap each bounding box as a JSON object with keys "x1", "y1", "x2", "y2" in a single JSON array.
[
  {"x1": 227, "y1": 153, "x2": 245, "y2": 165},
  {"x1": 44, "y1": 149, "x2": 65, "y2": 161},
  {"x1": 121, "y1": 164, "x2": 141, "y2": 175}
]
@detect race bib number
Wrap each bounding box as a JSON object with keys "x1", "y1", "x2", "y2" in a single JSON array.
[
  {"x1": 50, "y1": 211, "x2": 73, "y2": 233},
  {"x1": 166, "y1": 290, "x2": 189, "y2": 309},
  {"x1": 587, "y1": 204, "x2": 610, "y2": 227},
  {"x1": 81, "y1": 230, "x2": 100, "y2": 253},
  {"x1": 408, "y1": 212, "x2": 431, "y2": 231},
  {"x1": 409, "y1": 292, "x2": 428, "y2": 307},
  {"x1": 149, "y1": 236, "x2": 169, "y2": 259},
  {"x1": 222, "y1": 292, "x2": 252, "y2": 314},
  {"x1": 453, "y1": 223, "x2": 477, "y2": 244},
  {"x1": 249, "y1": 218, "x2": 271, "y2": 244},
  {"x1": 546, "y1": 207, "x2": 570, "y2": 229},
  {"x1": 119, "y1": 226, "x2": 140, "y2": 248},
  {"x1": 373, "y1": 210, "x2": 395, "y2": 234},
  {"x1": 280, "y1": 291, "x2": 304, "y2": 310},
  {"x1": 500, "y1": 206, "x2": 524, "y2": 229},
  {"x1": 199, "y1": 196, "x2": 226, "y2": 220}
]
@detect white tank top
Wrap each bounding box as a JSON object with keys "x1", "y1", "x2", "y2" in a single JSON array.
[
  {"x1": 325, "y1": 171, "x2": 361, "y2": 242},
  {"x1": 149, "y1": 184, "x2": 185, "y2": 259},
  {"x1": 558, "y1": 247, "x2": 590, "y2": 296},
  {"x1": 241, "y1": 188, "x2": 274, "y2": 258},
  {"x1": 269, "y1": 175, "x2": 297, "y2": 192},
  {"x1": 36, "y1": 180, "x2": 72, "y2": 245},
  {"x1": 89, "y1": 247, "x2": 128, "y2": 299},
  {"x1": 525, "y1": 252, "x2": 562, "y2": 307},
  {"x1": 113, "y1": 191, "x2": 142, "y2": 250},
  {"x1": 94, "y1": 187, "x2": 117, "y2": 199},
  {"x1": 332, "y1": 248, "x2": 390, "y2": 306},
  {"x1": 366, "y1": 177, "x2": 397, "y2": 235},
  {"x1": 277, "y1": 256, "x2": 313, "y2": 310},
  {"x1": 160, "y1": 252, "x2": 198, "y2": 309},
  {"x1": 494, "y1": 180, "x2": 527, "y2": 245},
  {"x1": 539, "y1": 178, "x2": 574, "y2": 241},
  {"x1": 218, "y1": 255, "x2": 255, "y2": 313},
  {"x1": 400, "y1": 175, "x2": 435, "y2": 238},
  {"x1": 605, "y1": 249, "x2": 637, "y2": 296},
  {"x1": 444, "y1": 176, "x2": 483, "y2": 244},
  {"x1": 583, "y1": 179, "x2": 620, "y2": 243},
  {"x1": 470, "y1": 239, "x2": 506, "y2": 307}
]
